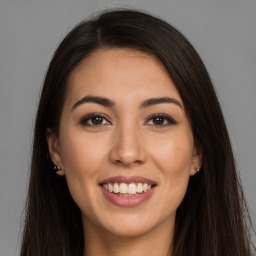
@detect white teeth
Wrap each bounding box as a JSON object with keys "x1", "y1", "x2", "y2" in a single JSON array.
[
  {"x1": 128, "y1": 183, "x2": 137, "y2": 194},
  {"x1": 102, "y1": 182, "x2": 153, "y2": 195},
  {"x1": 137, "y1": 183, "x2": 143, "y2": 193},
  {"x1": 108, "y1": 183, "x2": 113, "y2": 193},
  {"x1": 113, "y1": 183, "x2": 119, "y2": 193},
  {"x1": 120, "y1": 183, "x2": 128, "y2": 194}
]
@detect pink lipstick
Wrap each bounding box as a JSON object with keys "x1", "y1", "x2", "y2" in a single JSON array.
[{"x1": 99, "y1": 176, "x2": 157, "y2": 207}]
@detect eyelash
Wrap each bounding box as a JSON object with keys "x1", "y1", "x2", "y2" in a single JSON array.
[
  {"x1": 80, "y1": 113, "x2": 111, "y2": 126},
  {"x1": 79, "y1": 113, "x2": 177, "y2": 127},
  {"x1": 145, "y1": 114, "x2": 177, "y2": 127}
]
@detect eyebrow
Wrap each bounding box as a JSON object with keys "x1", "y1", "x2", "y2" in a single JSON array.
[
  {"x1": 72, "y1": 95, "x2": 115, "y2": 111},
  {"x1": 71, "y1": 95, "x2": 182, "y2": 111},
  {"x1": 139, "y1": 97, "x2": 183, "y2": 109}
]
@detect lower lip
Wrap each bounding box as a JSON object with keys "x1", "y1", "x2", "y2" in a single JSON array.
[{"x1": 100, "y1": 186, "x2": 156, "y2": 207}]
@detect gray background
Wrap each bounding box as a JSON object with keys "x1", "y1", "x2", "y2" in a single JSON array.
[{"x1": 0, "y1": 0, "x2": 255, "y2": 255}]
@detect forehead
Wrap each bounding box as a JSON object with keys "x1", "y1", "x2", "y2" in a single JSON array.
[{"x1": 66, "y1": 48, "x2": 182, "y2": 106}]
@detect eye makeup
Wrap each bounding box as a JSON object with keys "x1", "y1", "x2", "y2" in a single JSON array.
[{"x1": 79, "y1": 112, "x2": 177, "y2": 128}]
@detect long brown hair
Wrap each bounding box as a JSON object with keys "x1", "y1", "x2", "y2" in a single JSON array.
[{"x1": 20, "y1": 9, "x2": 255, "y2": 255}]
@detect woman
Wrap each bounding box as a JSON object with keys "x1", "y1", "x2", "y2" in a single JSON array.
[{"x1": 20, "y1": 9, "x2": 255, "y2": 256}]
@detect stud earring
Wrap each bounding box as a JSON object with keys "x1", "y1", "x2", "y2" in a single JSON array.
[
  {"x1": 54, "y1": 165, "x2": 65, "y2": 176},
  {"x1": 194, "y1": 168, "x2": 200, "y2": 174}
]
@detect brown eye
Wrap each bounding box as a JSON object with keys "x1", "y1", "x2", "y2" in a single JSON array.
[
  {"x1": 152, "y1": 116, "x2": 165, "y2": 125},
  {"x1": 80, "y1": 114, "x2": 111, "y2": 126},
  {"x1": 91, "y1": 116, "x2": 104, "y2": 125},
  {"x1": 145, "y1": 114, "x2": 177, "y2": 127}
]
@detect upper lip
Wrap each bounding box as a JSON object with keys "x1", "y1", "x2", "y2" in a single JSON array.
[{"x1": 99, "y1": 176, "x2": 157, "y2": 185}]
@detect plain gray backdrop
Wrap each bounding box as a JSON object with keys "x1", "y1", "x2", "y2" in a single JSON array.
[{"x1": 0, "y1": 0, "x2": 255, "y2": 255}]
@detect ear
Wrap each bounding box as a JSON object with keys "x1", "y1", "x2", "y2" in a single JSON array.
[
  {"x1": 46, "y1": 128, "x2": 64, "y2": 169},
  {"x1": 190, "y1": 144, "x2": 203, "y2": 176}
]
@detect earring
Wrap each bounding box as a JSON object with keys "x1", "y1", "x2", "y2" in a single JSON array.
[
  {"x1": 54, "y1": 165, "x2": 65, "y2": 176},
  {"x1": 194, "y1": 168, "x2": 200, "y2": 174}
]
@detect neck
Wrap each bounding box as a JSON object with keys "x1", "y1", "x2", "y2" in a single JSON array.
[{"x1": 82, "y1": 216, "x2": 174, "y2": 256}]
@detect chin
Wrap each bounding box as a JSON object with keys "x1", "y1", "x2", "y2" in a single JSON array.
[
  {"x1": 95, "y1": 210, "x2": 174, "y2": 238},
  {"x1": 103, "y1": 220, "x2": 155, "y2": 238}
]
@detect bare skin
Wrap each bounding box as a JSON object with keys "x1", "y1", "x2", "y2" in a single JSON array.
[{"x1": 47, "y1": 48, "x2": 201, "y2": 256}]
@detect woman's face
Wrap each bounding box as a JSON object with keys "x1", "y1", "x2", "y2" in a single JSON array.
[{"x1": 47, "y1": 48, "x2": 201, "y2": 238}]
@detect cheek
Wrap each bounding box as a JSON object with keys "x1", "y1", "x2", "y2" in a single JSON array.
[
  {"x1": 60, "y1": 130, "x2": 106, "y2": 176},
  {"x1": 149, "y1": 131, "x2": 193, "y2": 211},
  {"x1": 151, "y1": 132, "x2": 194, "y2": 175},
  {"x1": 59, "y1": 130, "x2": 108, "y2": 207}
]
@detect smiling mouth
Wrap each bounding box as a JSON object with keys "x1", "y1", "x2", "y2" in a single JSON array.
[{"x1": 100, "y1": 182, "x2": 156, "y2": 196}]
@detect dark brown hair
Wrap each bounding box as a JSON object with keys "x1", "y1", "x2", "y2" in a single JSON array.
[{"x1": 20, "y1": 9, "x2": 255, "y2": 256}]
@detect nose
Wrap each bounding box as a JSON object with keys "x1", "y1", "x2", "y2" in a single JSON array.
[{"x1": 109, "y1": 124, "x2": 146, "y2": 167}]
